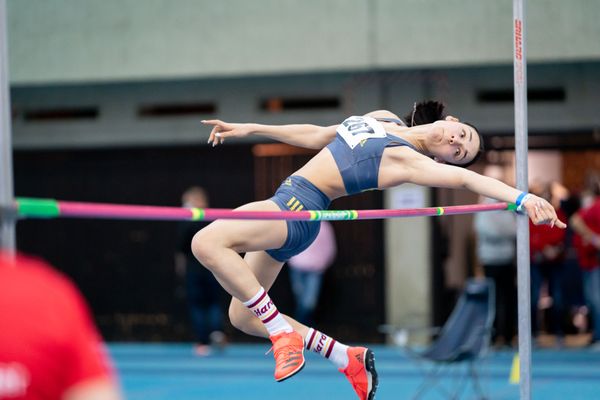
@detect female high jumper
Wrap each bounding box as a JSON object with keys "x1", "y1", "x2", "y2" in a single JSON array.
[{"x1": 193, "y1": 101, "x2": 565, "y2": 400}]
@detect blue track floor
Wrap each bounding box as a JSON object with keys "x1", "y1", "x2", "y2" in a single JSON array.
[{"x1": 111, "y1": 343, "x2": 600, "y2": 400}]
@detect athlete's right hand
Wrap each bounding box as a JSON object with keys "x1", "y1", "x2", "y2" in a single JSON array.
[{"x1": 202, "y1": 119, "x2": 253, "y2": 147}]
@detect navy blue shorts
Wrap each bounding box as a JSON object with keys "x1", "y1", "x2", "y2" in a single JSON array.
[{"x1": 266, "y1": 175, "x2": 331, "y2": 262}]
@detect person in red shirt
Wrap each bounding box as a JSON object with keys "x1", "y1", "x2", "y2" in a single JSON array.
[
  {"x1": 529, "y1": 183, "x2": 567, "y2": 345},
  {"x1": 0, "y1": 252, "x2": 122, "y2": 400},
  {"x1": 571, "y1": 171, "x2": 600, "y2": 348}
]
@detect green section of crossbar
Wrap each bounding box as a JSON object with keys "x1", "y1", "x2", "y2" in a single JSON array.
[
  {"x1": 16, "y1": 198, "x2": 60, "y2": 218},
  {"x1": 190, "y1": 208, "x2": 205, "y2": 221},
  {"x1": 308, "y1": 210, "x2": 358, "y2": 220}
]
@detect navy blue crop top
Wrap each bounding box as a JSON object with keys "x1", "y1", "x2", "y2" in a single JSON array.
[{"x1": 326, "y1": 116, "x2": 416, "y2": 195}]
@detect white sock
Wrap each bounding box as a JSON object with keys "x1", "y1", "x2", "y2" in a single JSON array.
[
  {"x1": 243, "y1": 287, "x2": 293, "y2": 336},
  {"x1": 305, "y1": 328, "x2": 349, "y2": 369}
]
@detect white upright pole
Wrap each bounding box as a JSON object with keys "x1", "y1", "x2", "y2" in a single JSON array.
[
  {"x1": 513, "y1": 0, "x2": 531, "y2": 399},
  {"x1": 0, "y1": 0, "x2": 16, "y2": 253}
]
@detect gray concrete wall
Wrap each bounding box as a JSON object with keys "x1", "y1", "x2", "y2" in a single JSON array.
[
  {"x1": 12, "y1": 63, "x2": 600, "y2": 149},
  {"x1": 7, "y1": 0, "x2": 600, "y2": 84}
]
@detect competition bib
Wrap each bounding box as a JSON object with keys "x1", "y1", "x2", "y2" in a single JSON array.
[{"x1": 336, "y1": 116, "x2": 387, "y2": 149}]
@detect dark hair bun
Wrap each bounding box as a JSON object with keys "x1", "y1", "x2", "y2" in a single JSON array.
[{"x1": 404, "y1": 101, "x2": 446, "y2": 126}]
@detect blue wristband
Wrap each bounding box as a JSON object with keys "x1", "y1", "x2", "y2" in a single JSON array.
[
  {"x1": 515, "y1": 192, "x2": 528, "y2": 207},
  {"x1": 515, "y1": 193, "x2": 533, "y2": 213}
]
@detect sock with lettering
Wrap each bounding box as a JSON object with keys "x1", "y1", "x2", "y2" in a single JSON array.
[
  {"x1": 243, "y1": 287, "x2": 293, "y2": 336},
  {"x1": 305, "y1": 327, "x2": 349, "y2": 369}
]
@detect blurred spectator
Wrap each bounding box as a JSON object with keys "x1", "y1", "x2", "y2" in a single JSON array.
[
  {"x1": 555, "y1": 184, "x2": 587, "y2": 335},
  {"x1": 175, "y1": 186, "x2": 226, "y2": 356},
  {"x1": 473, "y1": 165, "x2": 517, "y2": 347},
  {"x1": 287, "y1": 221, "x2": 337, "y2": 325},
  {"x1": 0, "y1": 252, "x2": 121, "y2": 400},
  {"x1": 529, "y1": 182, "x2": 567, "y2": 346},
  {"x1": 570, "y1": 171, "x2": 600, "y2": 349}
]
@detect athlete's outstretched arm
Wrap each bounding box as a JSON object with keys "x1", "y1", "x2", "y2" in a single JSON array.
[
  {"x1": 403, "y1": 153, "x2": 567, "y2": 228},
  {"x1": 202, "y1": 120, "x2": 338, "y2": 149}
]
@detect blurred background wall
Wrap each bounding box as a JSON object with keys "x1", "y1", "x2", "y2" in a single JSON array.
[
  {"x1": 6, "y1": 0, "x2": 600, "y2": 342},
  {"x1": 8, "y1": 0, "x2": 600, "y2": 84}
]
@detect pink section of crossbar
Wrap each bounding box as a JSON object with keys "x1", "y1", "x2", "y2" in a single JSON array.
[
  {"x1": 204, "y1": 209, "x2": 312, "y2": 220},
  {"x1": 59, "y1": 202, "x2": 195, "y2": 220},
  {"x1": 56, "y1": 200, "x2": 509, "y2": 221}
]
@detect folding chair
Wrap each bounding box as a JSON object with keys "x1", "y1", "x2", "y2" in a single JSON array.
[{"x1": 403, "y1": 278, "x2": 495, "y2": 400}]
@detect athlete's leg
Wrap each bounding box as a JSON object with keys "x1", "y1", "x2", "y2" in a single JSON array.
[
  {"x1": 227, "y1": 250, "x2": 361, "y2": 360},
  {"x1": 193, "y1": 200, "x2": 299, "y2": 336},
  {"x1": 192, "y1": 200, "x2": 287, "y2": 301},
  {"x1": 229, "y1": 252, "x2": 376, "y2": 399},
  {"x1": 227, "y1": 250, "x2": 310, "y2": 338},
  {"x1": 193, "y1": 199, "x2": 376, "y2": 394},
  {"x1": 192, "y1": 200, "x2": 308, "y2": 381}
]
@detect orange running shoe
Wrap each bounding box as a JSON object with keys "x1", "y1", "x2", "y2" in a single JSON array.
[
  {"x1": 339, "y1": 347, "x2": 378, "y2": 400},
  {"x1": 269, "y1": 331, "x2": 305, "y2": 382}
]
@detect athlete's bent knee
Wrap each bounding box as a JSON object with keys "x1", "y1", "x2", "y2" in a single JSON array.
[{"x1": 191, "y1": 228, "x2": 221, "y2": 268}]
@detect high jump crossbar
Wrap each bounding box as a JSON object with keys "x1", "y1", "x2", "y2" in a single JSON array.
[{"x1": 10, "y1": 197, "x2": 514, "y2": 222}]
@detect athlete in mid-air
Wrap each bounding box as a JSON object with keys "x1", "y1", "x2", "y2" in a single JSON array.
[{"x1": 193, "y1": 101, "x2": 565, "y2": 400}]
